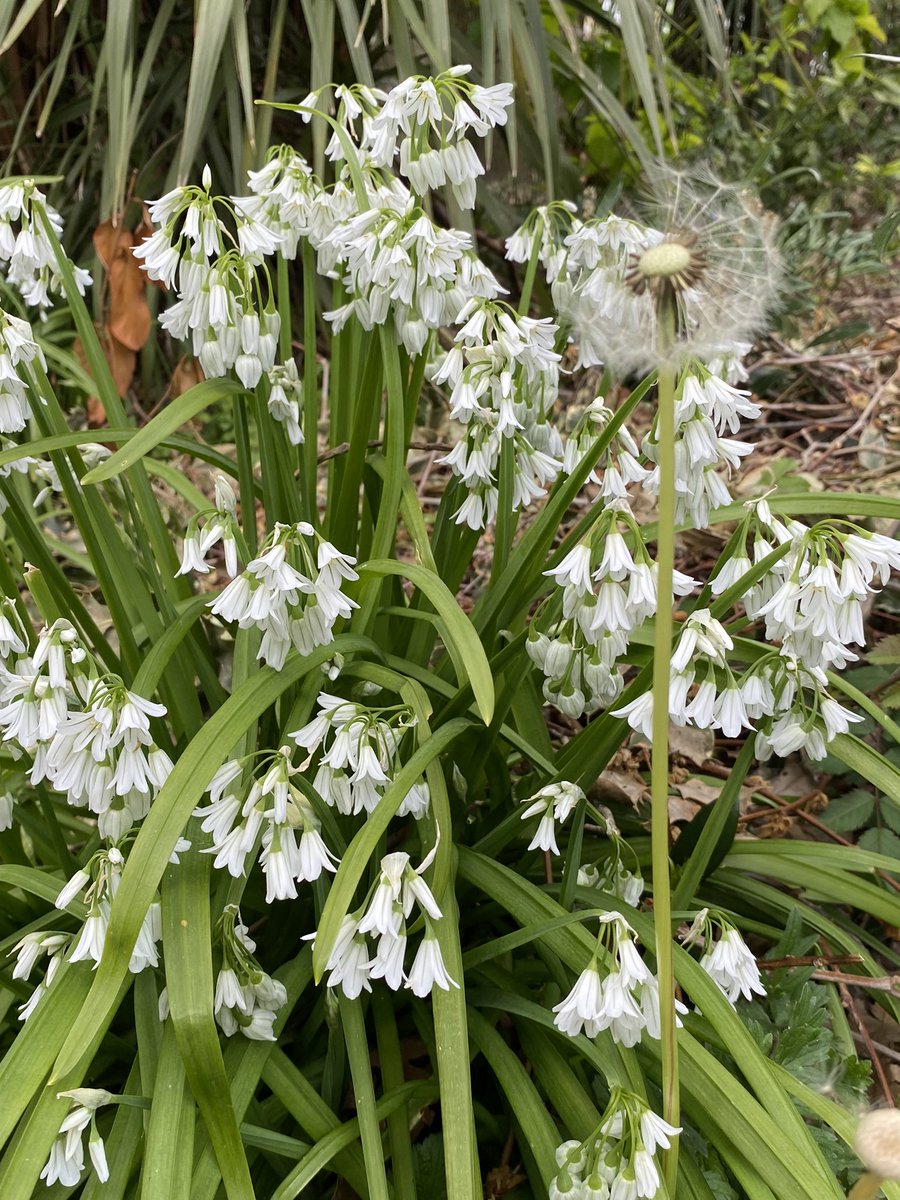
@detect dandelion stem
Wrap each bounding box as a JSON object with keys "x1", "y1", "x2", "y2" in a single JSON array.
[
  {"x1": 848, "y1": 1173, "x2": 885, "y2": 1200},
  {"x1": 650, "y1": 303, "x2": 679, "y2": 1189}
]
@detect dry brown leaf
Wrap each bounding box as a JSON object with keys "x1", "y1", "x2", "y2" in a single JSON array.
[
  {"x1": 668, "y1": 722, "x2": 715, "y2": 767},
  {"x1": 171, "y1": 355, "x2": 205, "y2": 396},
  {"x1": 668, "y1": 794, "x2": 701, "y2": 825},
  {"x1": 108, "y1": 254, "x2": 151, "y2": 350},
  {"x1": 92, "y1": 219, "x2": 152, "y2": 353},
  {"x1": 595, "y1": 768, "x2": 649, "y2": 810},
  {"x1": 72, "y1": 330, "x2": 135, "y2": 421},
  {"x1": 674, "y1": 777, "x2": 723, "y2": 807},
  {"x1": 756, "y1": 759, "x2": 817, "y2": 799},
  {"x1": 484, "y1": 1165, "x2": 527, "y2": 1197}
]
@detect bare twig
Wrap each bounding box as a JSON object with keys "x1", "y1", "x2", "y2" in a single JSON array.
[
  {"x1": 757, "y1": 954, "x2": 864, "y2": 971},
  {"x1": 823, "y1": 937, "x2": 896, "y2": 1107}
]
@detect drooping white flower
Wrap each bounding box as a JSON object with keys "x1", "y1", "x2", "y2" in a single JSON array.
[
  {"x1": 41, "y1": 1089, "x2": 114, "y2": 1188},
  {"x1": 699, "y1": 925, "x2": 766, "y2": 1005},
  {"x1": 520, "y1": 781, "x2": 585, "y2": 855},
  {"x1": 209, "y1": 523, "x2": 357, "y2": 669},
  {"x1": 406, "y1": 930, "x2": 458, "y2": 997},
  {"x1": 290, "y1": 691, "x2": 427, "y2": 819},
  {"x1": 0, "y1": 182, "x2": 91, "y2": 309}
]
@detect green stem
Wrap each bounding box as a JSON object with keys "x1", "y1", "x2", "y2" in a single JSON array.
[
  {"x1": 489, "y1": 439, "x2": 515, "y2": 590},
  {"x1": 301, "y1": 240, "x2": 319, "y2": 527},
  {"x1": 276, "y1": 254, "x2": 293, "y2": 362},
  {"x1": 651, "y1": 352, "x2": 679, "y2": 1189},
  {"x1": 355, "y1": 327, "x2": 407, "y2": 632},
  {"x1": 339, "y1": 997, "x2": 390, "y2": 1200},
  {"x1": 517, "y1": 226, "x2": 543, "y2": 317},
  {"x1": 487, "y1": 229, "x2": 545, "y2": 592},
  {"x1": 372, "y1": 989, "x2": 417, "y2": 1199},
  {"x1": 232, "y1": 396, "x2": 258, "y2": 557}
]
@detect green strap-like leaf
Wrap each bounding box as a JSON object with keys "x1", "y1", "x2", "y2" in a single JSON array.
[
  {"x1": 162, "y1": 839, "x2": 254, "y2": 1197},
  {"x1": 467, "y1": 1009, "x2": 559, "y2": 1184},
  {"x1": 358, "y1": 559, "x2": 494, "y2": 724},
  {"x1": 270, "y1": 1081, "x2": 438, "y2": 1200},
  {"x1": 81, "y1": 378, "x2": 244, "y2": 483}
]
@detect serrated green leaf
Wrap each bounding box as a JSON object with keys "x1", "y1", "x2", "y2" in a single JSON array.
[
  {"x1": 881, "y1": 796, "x2": 900, "y2": 836},
  {"x1": 858, "y1": 826, "x2": 900, "y2": 860},
  {"x1": 869, "y1": 634, "x2": 900, "y2": 665},
  {"x1": 820, "y1": 789, "x2": 875, "y2": 833}
]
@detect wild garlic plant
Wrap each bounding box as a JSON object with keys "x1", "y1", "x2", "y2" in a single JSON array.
[{"x1": 0, "y1": 66, "x2": 895, "y2": 1200}]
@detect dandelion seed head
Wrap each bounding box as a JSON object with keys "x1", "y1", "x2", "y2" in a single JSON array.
[
  {"x1": 602, "y1": 162, "x2": 781, "y2": 373},
  {"x1": 855, "y1": 1108, "x2": 900, "y2": 1179}
]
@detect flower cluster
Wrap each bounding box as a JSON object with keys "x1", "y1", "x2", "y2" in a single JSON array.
[
  {"x1": 358, "y1": 66, "x2": 514, "y2": 208},
  {"x1": 683, "y1": 908, "x2": 766, "y2": 1006},
  {"x1": 505, "y1": 201, "x2": 578, "y2": 285},
  {"x1": 321, "y1": 204, "x2": 499, "y2": 355},
  {"x1": 266, "y1": 358, "x2": 304, "y2": 443},
  {"x1": 9, "y1": 929, "x2": 69, "y2": 1020},
  {"x1": 547, "y1": 208, "x2": 652, "y2": 369},
  {"x1": 241, "y1": 146, "x2": 325, "y2": 259},
  {"x1": 134, "y1": 166, "x2": 283, "y2": 384},
  {"x1": 194, "y1": 748, "x2": 340, "y2": 899},
  {"x1": 520, "y1": 780, "x2": 585, "y2": 854},
  {"x1": 433, "y1": 299, "x2": 562, "y2": 529},
  {"x1": 311, "y1": 848, "x2": 456, "y2": 998},
  {"x1": 576, "y1": 811, "x2": 645, "y2": 908},
  {"x1": 529, "y1": 505, "x2": 696, "y2": 718},
  {"x1": 614, "y1": 607, "x2": 748, "y2": 742},
  {"x1": 211, "y1": 906, "x2": 288, "y2": 1040},
  {"x1": 0, "y1": 608, "x2": 172, "y2": 840},
  {"x1": 0, "y1": 306, "x2": 45, "y2": 434},
  {"x1": 553, "y1": 913, "x2": 684, "y2": 1047},
  {"x1": 177, "y1": 475, "x2": 242, "y2": 578},
  {"x1": 291, "y1": 690, "x2": 429, "y2": 818},
  {"x1": 208, "y1": 521, "x2": 357, "y2": 669},
  {"x1": 54, "y1": 845, "x2": 162, "y2": 974},
  {"x1": 0, "y1": 180, "x2": 90, "y2": 309},
  {"x1": 641, "y1": 362, "x2": 756, "y2": 529},
  {"x1": 560, "y1": 398, "x2": 650, "y2": 502},
  {"x1": 746, "y1": 508, "x2": 900, "y2": 674},
  {"x1": 30, "y1": 441, "x2": 112, "y2": 508},
  {"x1": 551, "y1": 1088, "x2": 681, "y2": 1200},
  {"x1": 41, "y1": 1089, "x2": 113, "y2": 1189}
]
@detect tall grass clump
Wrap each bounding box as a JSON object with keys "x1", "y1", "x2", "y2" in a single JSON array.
[{"x1": 0, "y1": 63, "x2": 898, "y2": 1200}]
